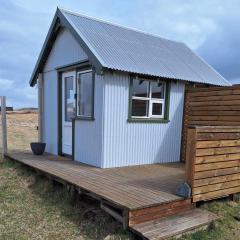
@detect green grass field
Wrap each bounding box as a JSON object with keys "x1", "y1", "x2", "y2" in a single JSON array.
[{"x1": 0, "y1": 112, "x2": 240, "y2": 239}]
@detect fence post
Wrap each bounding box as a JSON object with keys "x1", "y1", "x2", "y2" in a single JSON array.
[
  {"x1": 1, "y1": 96, "x2": 7, "y2": 156},
  {"x1": 185, "y1": 126, "x2": 197, "y2": 188}
]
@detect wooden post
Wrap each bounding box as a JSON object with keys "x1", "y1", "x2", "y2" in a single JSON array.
[
  {"x1": 1, "y1": 96, "x2": 7, "y2": 155},
  {"x1": 180, "y1": 89, "x2": 190, "y2": 162},
  {"x1": 185, "y1": 126, "x2": 197, "y2": 189}
]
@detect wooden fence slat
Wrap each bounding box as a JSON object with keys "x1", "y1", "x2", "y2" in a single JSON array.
[
  {"x1": 195, "y1": 160, "x2": 240, "y2": 172},
  {"x1": 189, "y1": 99, "x2": 240, "y2": 107},
  {"x1": 197, "y1": 132, "x2": 240, "y2": 141},
  {"x1": 189, "y1": 105, "x2": 240, "y2": 111},
  {"x1": 196, "y1": 146, "x2": 240, "y2": 156},
  {"x1": 193, "y1": 180, "x2": 240, "y2": 195},
  {"x1": 195, "y1": 153, "x2": 240, "y2": 164},
  {"x1": 196, "y1": 140, "x2": 240, "y2": 148},
  {"x1": 190, "y1": 116, "x2": 240, "y2": 122},
  {"x1": 193, "y1": 186, "x2": 240, "y2": 202},
  {"x1": 186, "y1": 85, "x2": 240, "y2": 93},
  {"x1": 194, "y1": 167, "x2": 240, "y2": 180},
  {"x1": 194, "y1": 173, "x2": 240, "y2": 187},
  {"x1": 189, "y1": 94, "x2": 240, "y2": 102},
  {"x1": 190, "y1": 110, "x2": 240, "y2": 116},
  {"x1": 187, "y1": 89, "x2": 240, "y2": 97},
  {"x1": 189, "y1": 121, "x2": 240, "y2": 126}
]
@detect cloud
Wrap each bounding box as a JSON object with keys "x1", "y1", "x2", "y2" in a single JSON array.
[
  {"x1": 197, "y1": 5, "x2": 240, "y2": 83},
  {"x1": 230, "y1": 78, "x2": 240, "y2": 85},
  {"x1": 0, "y1": 78, "x2": 14, "y2": 90},
  {"x1": 1, "y1": 0, "x2": 240, "y2": 107}
]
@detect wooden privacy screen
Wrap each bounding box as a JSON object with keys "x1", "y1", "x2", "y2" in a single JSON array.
[
  {"x1": 182, "y1": 85, "x2": 240, "y2": 161},
  {"x1": 186, "y1": 126, "x2": 240, "y2": 202}
]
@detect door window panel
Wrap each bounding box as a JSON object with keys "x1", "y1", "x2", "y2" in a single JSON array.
[
  {"x1": 77, "y1": 71, "x2": 93, "y2": 117},
  {"x1": 65, "y1": 76, "x2": 74, "y2": 122}
]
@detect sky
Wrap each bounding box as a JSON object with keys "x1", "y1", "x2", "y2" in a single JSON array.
[{"x1": 0, "y1": 0, "x2": 240, "y2": 108}]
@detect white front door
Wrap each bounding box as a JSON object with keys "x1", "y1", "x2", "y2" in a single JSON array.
[{"x1": 62, "y1": 71, "x2": 76, "y2": 155}]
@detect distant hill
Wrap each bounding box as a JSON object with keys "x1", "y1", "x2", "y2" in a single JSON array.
[{"x1": 17, "y1": 107, "x2": 38, "y2": 111}]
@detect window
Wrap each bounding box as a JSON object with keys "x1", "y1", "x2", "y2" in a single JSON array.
[
  {"x1": 129, "y1": 78, "x2": 169, "y2": 121},
  {"x1": 77, "y1": 70, "x2": 94, "y2": 118},
  {"x1": 64, "y1": 76, "x2": 75, "y2": 122}
]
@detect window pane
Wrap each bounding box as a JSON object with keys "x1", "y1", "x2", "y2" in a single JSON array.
[
  {"x1": 151, "y1": 81, "x2": 165, "y2": 99},
  {"x1": 65, "y1": 76, "x2": 74, "y2": 122},
  {"x1": 132, "y1": 99, "x2": 148, "y2": 117},
  {"x1": 132, "y1": 79, "x2": 149, "y2": 98},
  {"x1": 152, "y1": 102, "x2": 163, "y2": 116},
  {"x1": 78, "y1": 71, "x2": 93, "y2": 117}
]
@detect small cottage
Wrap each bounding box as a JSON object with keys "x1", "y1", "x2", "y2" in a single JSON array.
[{"x1": 30, "y1": 8, "x2": 231, "y2": 168}]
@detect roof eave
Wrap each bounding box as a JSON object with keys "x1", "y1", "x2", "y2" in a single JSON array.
[{"x1": 102, "y1": 66, "x2": 232, "y2": 87}]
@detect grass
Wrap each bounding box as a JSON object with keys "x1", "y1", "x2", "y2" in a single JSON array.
[
  {"x1": 179, "y1": 200, "x2": 240, "y2": 240},
  {"x1": 0, "y1": 112, "x2": 38, "y2": 151},
  {"x1": 0, "y1": 112, "x2": 240, "y2": 239},
  {"x1": 0, "y1": 160, "x2": 132, "y2": 240}
]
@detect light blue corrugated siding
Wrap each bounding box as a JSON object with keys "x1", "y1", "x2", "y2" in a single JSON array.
[
  {"x1": 42, "y1": 28, "x2": 88, "y2": 155},
  {"x1": 102, "y1": 72, "x2": 185, "y2": 168},
  {"x1": 43, "y1": 71, "x2": 58, "y2": 154},
  {"x1": 74, "y1": 74, "x2": 104, "y2": 167}
]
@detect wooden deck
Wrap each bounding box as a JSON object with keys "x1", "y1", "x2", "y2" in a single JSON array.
[
  {"x1": 6, "y1": 151, "x2": 185, "y2": 209},
  {"x1": 6, "y1": 151, "x2": 219, "y2": 239}
]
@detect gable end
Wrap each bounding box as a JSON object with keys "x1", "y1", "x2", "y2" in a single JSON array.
[{"x1": 29, "y1": 8, "x2": 103, "y2": 86}]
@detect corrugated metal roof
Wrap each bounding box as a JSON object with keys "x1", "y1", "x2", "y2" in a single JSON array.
[
  {"x1": 29, "y1": 8, "x2": 231, "y2": 86},
  {"x1": 60, "y1": 8, "x2": 231, "y2": 86}
]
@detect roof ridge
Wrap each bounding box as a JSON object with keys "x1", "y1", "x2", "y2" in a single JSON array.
[{"x1": 58, "y1": 7, "x2": 183, "y2": 45}]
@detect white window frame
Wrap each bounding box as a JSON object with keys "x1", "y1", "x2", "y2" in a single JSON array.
[
  {"x1": 131, "y1": 79, "x2": 166, "y2": 119},
  {"x1": 76, "y1": 69, "x2": 93, "y2": 118}
]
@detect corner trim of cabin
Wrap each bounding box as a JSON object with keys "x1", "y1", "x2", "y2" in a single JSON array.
[
  {"x1": 38, "y1": 72, "x2": 44, "y2": 142},
  {"x1": 57, "y1": 71, "x2": 63, "y2": 155},
  {"x1": 72, "y1": 118, "x2": 75, "y2": 160},
  {"x1": 127, "y1": 76, "x2": 171, "y2": 123}
]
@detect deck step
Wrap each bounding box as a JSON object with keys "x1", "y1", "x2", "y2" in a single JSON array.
[
  {"x1": 129, "y1": 199, "x2": 193, "y2": 226},
  {"x1": 130, "y1": 208, "x2": 219, "y2": 240}
]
